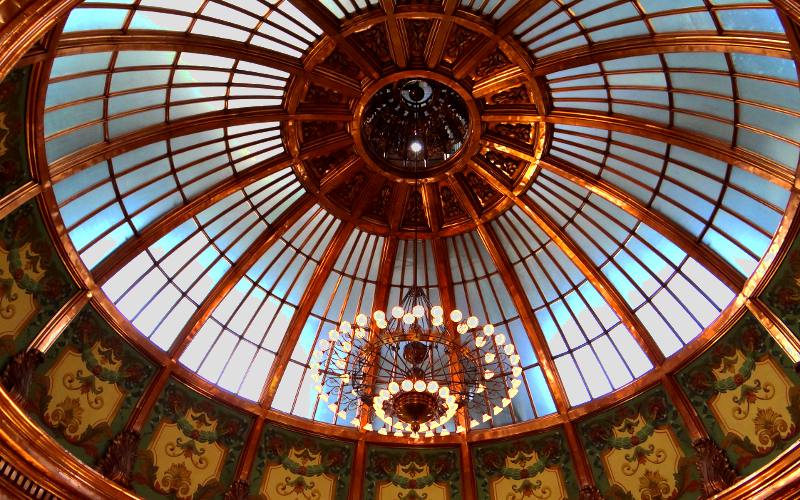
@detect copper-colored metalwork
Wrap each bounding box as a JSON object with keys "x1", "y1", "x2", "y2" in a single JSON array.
[
  {"x1": 28, "y1": 290, "x2": 90, "y2": 352},
  {"x1": 260, "y1": 222, "x2": 356, "y2": 407},
  {"x1": 0, "y1": 181, "x2": 40, "y2": 220},
  {"x1": 543, "y1": 111, "x2": 795, "y2": 189},
  {"x1": 167, "y1": 195, "x2": 316, "y2": 358},
  {"x1": 533, "y1": 34, "x2": 793, "y2": 77},
  {"x1": 2, "y1": 5, "x2": 800, "y2": 499},
  {"x1": 541, "y1": 157, "x2": 746, "y2": 292}
]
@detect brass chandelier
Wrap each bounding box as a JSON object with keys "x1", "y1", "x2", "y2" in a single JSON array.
[
  {"x1": 311, "y1": 285, "x2": 523, "y2": 437},
  {"x1": 312, "y1": 79, "x2": 521, "y2": 437}
]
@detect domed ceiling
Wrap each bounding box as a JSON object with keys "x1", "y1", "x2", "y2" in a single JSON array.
[{"x1": 37, "y1": 0, "x2": 800, "y2": 437}]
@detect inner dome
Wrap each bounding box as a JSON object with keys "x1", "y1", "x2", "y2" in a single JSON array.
[{"x1": 361, "y1": 78, "x2": 470, "y2": 176}]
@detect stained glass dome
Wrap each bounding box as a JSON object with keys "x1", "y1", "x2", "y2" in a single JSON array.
[{"x1": 37, "y1": 0, "x2": 800, "y2": 438}]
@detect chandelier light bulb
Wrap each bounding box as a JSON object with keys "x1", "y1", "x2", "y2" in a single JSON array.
[
  {"x1": 512, "y1": 366, "x2": 523, "y2": 377},
  {"x1": 476, "y1": 384, "x2": 485, "y2": 394},
  {"x1": 494, "y1": 333, "x2": 506, "y2": 346},
  {"x1": 475, "y1": 336, "x2": 487, "y2": 348},
  {"x1": 328, "y1": 329, "x2": 340, "y2": 341},
  {"x1": 484, "y1": 370, "x2": 495, "y2": 380},
  {"x1": 508, "y1": 388, "x2": 518, "y2": 398},
  {"x1": 355, "y1": 328, "x2": 366, "y2": 339},
  {"x1": 493, "y1": 405, "x2": 502, "y2": 415},
  {"x1": 388, "y1": 381, "x2": 400, "y2": 394},
  {"x1": 484, "y1": 352, "x2": 496, "y2": 363},
  {"x1": 456, "y1": 323, "x2": 469, "y2": 334},
  {"x1": 377, "y1": 319, "x2": 388, "y2": 329},
  {"x1": 380, "y1": 389, "x2": 390, "y2": 399},
  {"x1": 438, "y1": 386, "x2": 450, "y2": 398},
  {"x1": 466, "y1": 316, "x2": 479, "y2": 328},
  {"x1": 392, "y1": 306, "x2": 405, "y2": 319},
  {"x1": 427, "y1": 380, "x2": 439, "y2": 393},
  {"x1": 450, "y1": 309, "x2": 463, "y2": 322},
  {"x1": 430, "y1": 305, "x2": 444, "y2": 317},
  {"x1": 409, "y1": 139, "x2": 423, "y2": 153},
  {"x1": 342, "y1": 341, "x2": 352, "y2": 353},
  {"x1": 401, "y1": 379, "x2": 414, "y2": 392},
  {"x1": 378, "y1": 428, "x2": 388, "y2": 435},
  {"x1": 502, "y1": 397, "x2": 512, "y2": 407},
  {"x1": 373, "y1": 310, "x2": 386, "y2": 322},
  {"x1": 364, "y1": 423, "x2": 373, "y2": 431},
  {"x1": 412, "y1": 305, "x2": 425, "y2": 317},
  {"x1": 511, "y1": 379, "x2": 522, "y2": 389},
  {"x1": 432, "y1": 316, "x2": 443, "y2": 326},
  {"x1": 356, "y1": 313, "x2": 368, "y2": 327},
  {"x1": 414, "y1": 380, "x2": 426, "y2": 392},
  {"x1": 339, "y1": 321, "x2": 352, "y2": 332},
  {"x1": 402, "y1": 313, "x2": 415, "y2": 324},
  {"x1": 328, "y1": 403, "x2": 338, "y2": 413},
  {"x1": 441, "y1": 428, "x2": 451, "y2": 436},
  {"x1": 504, "y1": 344, "x2": 515, "y2": 355},
  {"x1": 319, "y1": 339, "x2": 330, "y2": 350},
  {"x1": 509, "y1": 354, "x2": 520, "y2": 366},
  {"x1": 425, "y1": 431, "x2": 434, "y2": 438},
  {"x1": 483, "y1": 324, "x2": 494, "y2": 335}
]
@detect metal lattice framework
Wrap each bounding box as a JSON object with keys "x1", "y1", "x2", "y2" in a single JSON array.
[{"x1": 2, "y1": 2, "x2": 800, "y2": 496}]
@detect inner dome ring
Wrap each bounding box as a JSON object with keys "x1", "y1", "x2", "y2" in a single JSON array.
[{"x1": 352, "y1": 70, "x2": 482, "y2": 184}]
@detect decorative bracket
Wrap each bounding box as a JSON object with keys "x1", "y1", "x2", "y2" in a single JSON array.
[
  {"x1": 579, "y1": 485, "x2": 604, "y2": 499},
  {"x1": 97, "y1": 430, "x2": 140, "y2": 488},
  {"x1": 693, "y1": 438, "x2": 738, "y2": 497},
  {"x1": 224, "y1": 479, "x2": 250, "y2": 500},
  {"x1": 0, "y1": 349, "x2": 44, "y2": 405}
]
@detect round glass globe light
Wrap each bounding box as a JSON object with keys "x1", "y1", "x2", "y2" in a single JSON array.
[{"x1": 392, "y1": 306, "x2": 405, "y2": 319}]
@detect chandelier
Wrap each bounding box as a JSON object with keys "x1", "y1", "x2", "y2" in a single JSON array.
[{"x1": 311, "y1": 286, "x2": 523, "y2": 437}]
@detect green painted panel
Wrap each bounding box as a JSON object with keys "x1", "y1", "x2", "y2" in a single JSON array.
[
  {"x1": 0, "y1": 200, "x2": 77, "y2": 366},
  {"x1": 132, "y1": 379, "x2": 253, "y2": 499},
  {"x1": 28, "y1": 304, "x2": 158, "y2": 465},
  {"x1": 247, "y1": 423, "x2": 354, "y2": 500},
  {"x1": 578, "y1": 387, "x2": 701, "y2": 500},
  {"x1": 676, "y1": 314, "x2": 800, "y2": 476},
  {"x1": 0, "y1": 67, "x2": 32, "y2": 199}
]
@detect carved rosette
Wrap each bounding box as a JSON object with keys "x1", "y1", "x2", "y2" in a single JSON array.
[
  {"x1": 97, "y1": 430, "x2": 141, "y2": 488},
  {"x1": 1, "y1": 349, "x2": 44, "y2": 404},
  {"x1": 692, "y1": 438, "x2": 738, "y2": 497},
  {"x1": 223, "y1": 479, "x2": 251, "y2": 500}
]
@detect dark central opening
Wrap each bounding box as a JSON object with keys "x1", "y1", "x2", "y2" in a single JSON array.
[{"x1": 361, "y1": 78, "x2": 469, "y2": 175}]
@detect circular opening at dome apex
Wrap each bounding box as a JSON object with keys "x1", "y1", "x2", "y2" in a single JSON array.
[{"x1": 361, "y1": 78, "x2": 470, "y2": 175}]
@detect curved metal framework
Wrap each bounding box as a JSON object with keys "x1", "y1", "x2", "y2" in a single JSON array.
[{"x1": 0, "y1": 6, "x2": 800, "y2": 499}]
